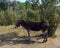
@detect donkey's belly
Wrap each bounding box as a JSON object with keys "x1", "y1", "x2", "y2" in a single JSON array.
[{"x1": 31, "y1": 29, "x2": 41, "y2": 31}]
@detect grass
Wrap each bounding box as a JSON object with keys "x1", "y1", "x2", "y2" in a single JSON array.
[
  {"x1": 0, "y1": 25, "x2": 59, "y2": 42},
  {"x1": 0, "y1": 25, "x2": 43, "y2": 41},
  {"x1": 0, "y1": 25, "x2": 60, "y2": 48},
  {"x1": 0, "y1": 25, "x2": 44, "y2": 46}
]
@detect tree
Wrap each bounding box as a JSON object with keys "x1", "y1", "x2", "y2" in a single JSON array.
[
  {"x1": 0, "y1": 0, "x2": 11, "y2": 11},
  {"x1": 25, "y1": 0, "x2": 39, "y2": 10},
  {"x1": 30, "y1": 0, "x2": 39, "y2": 10},
  {"x1": 25, "y1": 0, "x2": 31, "y2": 9},
  {"x1": 0, "y1": 2, "x2": 7, "y2": 11},
  {"x1": 40, "y1": 0, "x2": 60, "y2": 37},
  {"x1": 25, "y1": 0, "x2": 40, "y2": 22}
]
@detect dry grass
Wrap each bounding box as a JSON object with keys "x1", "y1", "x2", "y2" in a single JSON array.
[
  {"x1": 0, "y1": 25, "x2": 60, "y2": 48},
  {"x1": 0, "y1": 25, "x2": 42, "y2": 36}
]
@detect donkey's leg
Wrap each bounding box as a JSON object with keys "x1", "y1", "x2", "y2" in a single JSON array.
[
  {"x1": 27, "y1": 29, "x2": 30, "y2": 41},
  {"x1": 45, "y1": 31, "x2": 48, "y2": 41},
  {"x1": 43, "y1": 30, "x2": 48, "y2": 42}
]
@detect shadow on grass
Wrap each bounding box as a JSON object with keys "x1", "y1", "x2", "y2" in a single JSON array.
[{"x1": 0, "y1": 32, "x2": 44, "y2": 46}]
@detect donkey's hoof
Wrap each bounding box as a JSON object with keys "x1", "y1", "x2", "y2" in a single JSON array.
[{"x1": 43, "y1": 40, "x2": 47, "y2": 43}]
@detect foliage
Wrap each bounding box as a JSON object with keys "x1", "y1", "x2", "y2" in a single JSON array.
[
  {"x1": 26, "y1": 9, "x2": 40, "y2": 22},
  {"x1": 40, "y1": 0, "x2": 60, "y2": 36},
  {"x1": 0, "y1": 2, "x2": 7, "y2": 11}
]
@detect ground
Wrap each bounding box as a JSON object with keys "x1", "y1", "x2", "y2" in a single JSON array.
[{"x1": 0, "y1": 25, "x2": 60, "y2": 48}]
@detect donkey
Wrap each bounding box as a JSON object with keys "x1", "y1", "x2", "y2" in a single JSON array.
[{"x1": 14, "y1": 20, "x2": 49, "y2": 42}]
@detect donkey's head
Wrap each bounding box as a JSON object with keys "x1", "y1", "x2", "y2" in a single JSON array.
[{"x1": 14, "y1": 20, "x2": 23, "y2": 28}]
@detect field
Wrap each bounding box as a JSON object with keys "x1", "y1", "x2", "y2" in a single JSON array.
[{"x1": 0, "y1": 25, "x2": 60, "y2": 48}]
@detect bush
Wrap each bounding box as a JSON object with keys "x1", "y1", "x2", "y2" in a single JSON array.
[{"x1": 27, "y1": 9, "x2": 41, "y2": 22}]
